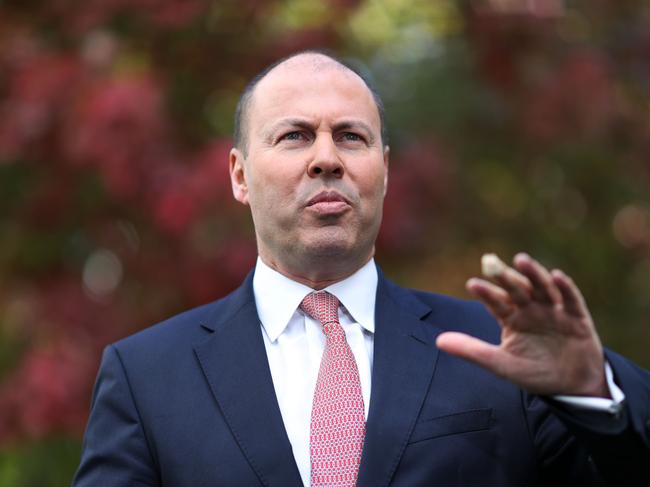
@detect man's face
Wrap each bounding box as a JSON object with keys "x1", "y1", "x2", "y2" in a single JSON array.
[{"x1": 230, "y1": 55, "x2": 388, "y2": 280}]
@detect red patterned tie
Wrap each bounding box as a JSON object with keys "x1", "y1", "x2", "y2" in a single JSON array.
[{"x1": 300, "y1": 291, "x2": 366, "y2": 487}]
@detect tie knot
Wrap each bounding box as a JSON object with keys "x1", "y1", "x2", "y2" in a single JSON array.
[{"x1": 300, "y1": 291, "x2": 340, "y2": 328}]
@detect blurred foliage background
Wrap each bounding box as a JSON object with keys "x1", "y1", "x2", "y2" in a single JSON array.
[{"x1": 1, "y1": 0, "x2": 649, "y2": 484}]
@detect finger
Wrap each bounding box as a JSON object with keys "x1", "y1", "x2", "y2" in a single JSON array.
[
  {"x1": 513, "y1": 253, "x2": 562, "y2": 305},
  {"x1": 491, "y1": 262, "x2": 533, "y2": 307},
  {"x1": 436, "y1": 331, "x2": 509, "y2": 378},
  {"x1": 551, "y1": 269, "x2": 589, "y2": 318},
  {"x1": 466, "y1": 278, "x2": 514, "y2": 319}
]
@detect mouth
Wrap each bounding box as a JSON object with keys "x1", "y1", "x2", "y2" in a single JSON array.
[{"x1": 305, "y1": 190, "x2": 351, "y2": 216}]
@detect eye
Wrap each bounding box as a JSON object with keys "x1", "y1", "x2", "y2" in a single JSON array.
[
  {"x1": 340, "y1": 132, "x2": 365, "y2": 143},
  {"x1": 280, "y1": 131, "x2": 305, "y2": 141}
]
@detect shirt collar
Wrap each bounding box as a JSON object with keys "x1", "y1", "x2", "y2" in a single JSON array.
[{"x1": 253, "y1": 257, "x2": 378, "y2": 342}]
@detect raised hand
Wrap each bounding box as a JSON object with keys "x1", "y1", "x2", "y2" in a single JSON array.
[{"x1": 436, "y1": 253, "x2": 609, "y2": 398}]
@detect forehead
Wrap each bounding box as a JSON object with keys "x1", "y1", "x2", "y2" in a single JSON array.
[{"x1": 248, "y1": 56, "x2": 380, "y2": 131}]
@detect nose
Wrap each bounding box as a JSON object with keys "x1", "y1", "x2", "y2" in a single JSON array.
[{"x1": 307, "y1": 134, "x2": 344, "y2": 179}]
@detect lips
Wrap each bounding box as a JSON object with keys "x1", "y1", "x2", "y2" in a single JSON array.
[
  {"x1": 305, "y1": 190, "x2": 351, "y2": 215},
  {"x1": 306, "y1": 191, "x2": 350, "y2": 206}
]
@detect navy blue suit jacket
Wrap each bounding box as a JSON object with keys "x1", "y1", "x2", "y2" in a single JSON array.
[{"x1": 73, "y1": 268, "x2": 650, "y2": 486}]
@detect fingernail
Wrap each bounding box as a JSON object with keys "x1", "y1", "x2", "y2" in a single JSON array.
[{"x1": 481, "y1": 253, "x2": 506, "y2": 277}]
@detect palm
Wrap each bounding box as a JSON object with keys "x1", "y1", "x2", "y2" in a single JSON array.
[{"x1": 436, "y1": 253, "x2": 607, "y2": 397}]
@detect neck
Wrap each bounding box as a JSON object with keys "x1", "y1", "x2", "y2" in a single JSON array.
[{"x1": 259, "y1": 253, "x2": 373, "y2": 290}]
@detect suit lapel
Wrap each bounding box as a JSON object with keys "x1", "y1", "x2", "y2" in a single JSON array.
[
  {"x1": 193, "y1": 274, "x2": 303, "y2": 487},
  {"x1": 357, "y1": 272, "x2": 442, "y2": 487}
]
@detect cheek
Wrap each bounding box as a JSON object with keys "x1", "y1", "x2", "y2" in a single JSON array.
[
  {"x1": 358, "y1": 167, "x2": 387, "y2": 199},
  {"x1": 249, "y1": 165, "x2": 294, "y2": 201}
]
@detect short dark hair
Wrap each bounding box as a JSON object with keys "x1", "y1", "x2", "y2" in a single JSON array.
[{"x1": 233, "y1": 49, "x2": 388, "y2": 155}]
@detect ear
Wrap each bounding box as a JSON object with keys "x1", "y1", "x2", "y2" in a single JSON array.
[
  {"x1": 229, "y1": 148, "x2": 249, "y2": 205},
  {"x1": 382, "y1": 145, "x2": 390, "y2": 197}
]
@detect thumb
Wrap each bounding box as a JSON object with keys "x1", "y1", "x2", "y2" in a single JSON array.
[{"x1": 436, "y1": 332, "x2": 506, "y2": 377}]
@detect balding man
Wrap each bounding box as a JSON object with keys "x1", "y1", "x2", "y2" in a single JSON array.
[{"x1": 73, "y1": 51, "x2": 650, "y2": 487}]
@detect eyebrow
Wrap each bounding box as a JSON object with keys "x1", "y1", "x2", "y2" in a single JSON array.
[
  {"x1": 264, "y1": 118, "x2": 314, "y2": 138},
  {"x1": 263, "y1": 118, "x2": 377, "y2": 144}
]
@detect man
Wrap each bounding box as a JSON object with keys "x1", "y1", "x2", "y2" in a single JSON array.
[{"x1": 73, "y1": 51, "x2": 650, "y2": 486}]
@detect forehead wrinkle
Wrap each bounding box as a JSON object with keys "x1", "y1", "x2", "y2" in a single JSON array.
[{"x1": 261, "y1": 117, "x2": 316, "y2": 140}]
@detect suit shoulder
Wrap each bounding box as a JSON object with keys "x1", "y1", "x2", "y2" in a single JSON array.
[
  {"x1": 112, "y1": 279, "x2": 250, "y2": 356},
  {"x1": 409, "y1": 288, "x2": 488, "y2": 317},
  {"x1": 408, "y1": 288, "x2": 500, "y2": 343},
  {"x1": 112, "y1": 300, "x2": 215, "y2": 352}
]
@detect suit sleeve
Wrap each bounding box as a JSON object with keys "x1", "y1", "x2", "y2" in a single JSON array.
[
  {"x1": 72, "y1": 345, "x2": 160, "y2": 487},
  {"x1": 534, "y1": 349, "x2": 650, "y2": 486}
]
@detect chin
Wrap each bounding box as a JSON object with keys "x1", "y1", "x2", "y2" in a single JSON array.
[
  {"x1": 305, "y1": 240, "x2": 352, "y2": 259},
  {"x1": 300, "y1": 234, "x2": 371, "y2": 264},
  {"x1": 292, "y1": 226, "x2": 375, "y2": 262}
]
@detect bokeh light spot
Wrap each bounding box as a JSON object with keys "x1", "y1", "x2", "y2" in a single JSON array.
[{"x1": 82, "y1": 249, "x2": 123, "y2": 299}]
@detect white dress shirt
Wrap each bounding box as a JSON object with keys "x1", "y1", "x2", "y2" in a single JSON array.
[
  {"x1": 252, "y1": 257, "x2": 624, "y2": 487},
  {"x1": 254, "y1": 257, "x2": 376, "y2": 487}
]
